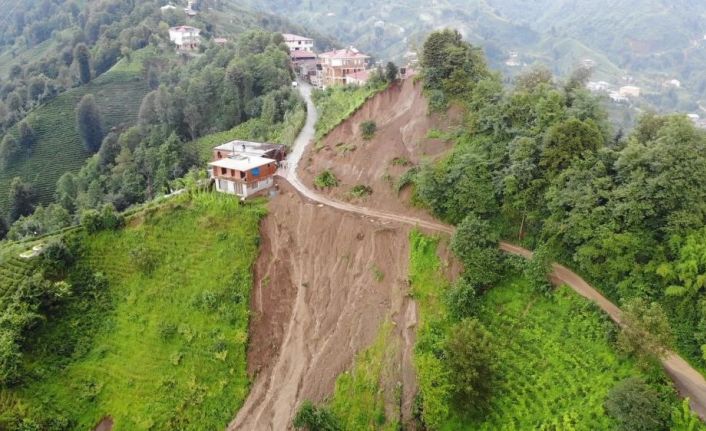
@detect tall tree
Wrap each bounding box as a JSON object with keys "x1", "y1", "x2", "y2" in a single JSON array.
[
  {"x1": 18, "y1": 121, "x2": 36, "y2": 151},
  {"x1": 385, "y1": 61, "x2": 398, "y2": 82},
  {"x1": 8, "y1": 177, "x2": 37, "y2": 222},
  {"x1": 73, "y1": 43, "x2": 91, "y2": 84},
  {"x1": 76, "y1": 94, "x2": 104, "y2": 153},
  {"x1": 0, "y1": 135, "x2": 19, "y2": 167}
]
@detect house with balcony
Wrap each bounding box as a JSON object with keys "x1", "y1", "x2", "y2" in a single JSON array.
[
  {"x1": 168, "y1": 25, "x2": 201, "y2": 50},
  {"x1": 283, "y1": 33, "x2": 314, "y2": 52},
  {"x1": 208, "y1": 140, "x2": 285, "y2": 198},
  {"x1": 318, "y1": 47, "x2": 370, "y2": 88}
]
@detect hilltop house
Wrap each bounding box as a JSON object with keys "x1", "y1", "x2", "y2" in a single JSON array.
[
  {"x1": 208, "y1": 140, "x2": 286, "y2": 198},
  {"x1": 346, "y1": 69, "x2": 370, "y2": 86},
  {"x1": 283, "y1": 33, "x2": 314, "y2": 52},
  {"x1": 318, "y1": 47, "x2": 370, "y2": 88},
  {"x1": 169, "y1": 25, "x2": 201, "y2": 50},
  {"x1": 619, "y1": 85, "x2": 641, "y2": 98}
]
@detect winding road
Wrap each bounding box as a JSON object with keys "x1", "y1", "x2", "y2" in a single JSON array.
[{"x1": 276, "y1": 80, "x2": 706, "y2": 420}]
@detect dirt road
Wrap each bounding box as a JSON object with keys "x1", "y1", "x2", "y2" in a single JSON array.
[{"x1": 271, "y1": 79, "x2": 706, "y2": 422}]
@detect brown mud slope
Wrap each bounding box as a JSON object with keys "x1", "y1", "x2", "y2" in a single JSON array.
[
  {"x1": 299, "y1": 78, "x2": 462, "y2": 221},
  {"x1": 231, "y1": 181, "x2": 440, "y2": 430}
]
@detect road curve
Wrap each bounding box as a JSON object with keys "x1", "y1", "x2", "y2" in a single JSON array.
[{"x1": 275, "y1": 79, "x2": 706, "y2": 421}]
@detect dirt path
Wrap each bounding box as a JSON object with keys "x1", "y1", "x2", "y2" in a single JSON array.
[{"x1": 273, "y1": 78, "x2": 706, "y2": 422}]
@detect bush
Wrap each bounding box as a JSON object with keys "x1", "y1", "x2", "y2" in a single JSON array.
[
  {"x1": 451, "y1": 213, "x2": 504, "y2": 287},
  {"x1": 446, "y1": 277, "x2": 480, "y2": 320},
  {"x1": 525, "y1": 244, "x2": 553, "y2": 294},
  {"x1": 350, "y1": 184, "x2": 372, "y2": 198},
  {"x1": 80, "y1": 204, "x2": 123, "y2": 233},
  {"x1": 129, "y1": 244, "x2": 158, "y2": 275},
  {"x1": 360, "y1": 120, "x2": 377, "y2": 140},
  {"x1": 314, "y1": 170, "x2": 339, "y2": 189},
  {"x1": 604, "y1": 377, "x2": 669, "y2": 431},
  {"x1": 444, "y1": 318, "x2": 498, "y2": 413},
  {"x1": 293, "y1": 401, "x2": 342, "y2": 431},
  {"x1": 41, "y1": 239, "x2": 75, "y2": 280}
]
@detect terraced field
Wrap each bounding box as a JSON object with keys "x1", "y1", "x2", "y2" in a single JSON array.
[
  {"x1": 0, "y1": 243, "x2": 39, "y2": 294},
  {"x1": 0, "y1": 55, "x2": 150, "y2": 216}
]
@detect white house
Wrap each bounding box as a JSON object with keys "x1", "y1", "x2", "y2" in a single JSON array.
[
  {"x1": 619, "y1": 85, "x2": 641, "y2": 98},
  {"x1": 209, "y1": 155, "x2": 277, "y2": 198},
  {"x1": 282, "y1": 33, "x2": 314, "y2": 52},
  {"x1": 609, "y1": 91, "x2": 628, "y2": 103},
  {"x1": 160, "y1": 4, "x2": 177, "y2": 12},
  {"x1": 169, "y1": 25, "x2": 201, "y2": 50},
  {"x1": 587, "y1": 81, "x2": 611, "y2": 93},
  {"x1": 664, "y1": 79, "x2": 681, "y2": 89}
]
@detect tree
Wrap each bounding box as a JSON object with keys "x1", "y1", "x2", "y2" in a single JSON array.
[
  {"x1": 604, "y1": 377, "x2": 669, "y2": 431},
  {"x1": 293, "y1": 401, "x2": 341, "y2": 431},
  {"x1": 8, "y1": 177, "x2": 37, "y2": 222},
  {"x1": 451, "y1": 213, "x2": 504, "y2": 287},
  {"x1": 55, "y1": 172, "x2": 78, "y2": 212},
  {"x1": 385, "y1": 61, "x2": 398, "y2": 82},
  {"x1": 444, "y1": 319, "x2": 497, "y2": 413},
  {"x1": 18, "y1": 121, "x2": 36, "y2": 151},
  {"x1": 147, "y1": 67, "x2": 160, "y2": 90},
  {"x1": 0, "y1": 135, "x2": 20, "y2": 167},
  {"x1": 525, "y1": 244, "x2": 553, "y2": 294},
  {"x1": 540, "y1": 117, "x2": 604, "y2": 174},
  {"x1": 617, "y1": 298, "x2": 674, "y2": 363},
  {"x1": 74, "y1": 43, "x2": 91, "y2": 84},
  {"x1": 76, "y1": 94, "x2": 104, "y2": 152},
  {"x1": 0, "y1": 217, "x2": 7, "y2": 240}
]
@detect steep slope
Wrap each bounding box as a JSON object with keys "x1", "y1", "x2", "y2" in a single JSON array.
[
  {"x1": 298, "y1": 78, "x2": 462, "y2": 224},
  {"x1": 0, "y1": 56, "x2": 150, "y2": 216},
  {"x1": 231, "y1": 181, "x2": 432, "y2": 430}
]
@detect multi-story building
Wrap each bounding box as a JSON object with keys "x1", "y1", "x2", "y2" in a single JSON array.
[
  {"x1": 168, "y1": 25, "x2": 201, "y2": 50},
  {"x1": 208, "y1": 140, "x2": 285, "y2": 198},
  {"x1": 282, "y1": 33, "x2": 314, "y2": 52},
  {"x1": 318, "y1": 47, "x2": 370, "y2": 88}
]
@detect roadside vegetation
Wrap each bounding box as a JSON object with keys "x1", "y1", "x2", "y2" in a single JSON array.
[
  {"x1": 408, "y1": 230, "x2": 695, "y2": 430},
  {"x1": 0, "y1": 191, "x2": 265, "y2": 429},
  {"x1": 312, "y1": 79, "x2": 387, "y2": 141}
]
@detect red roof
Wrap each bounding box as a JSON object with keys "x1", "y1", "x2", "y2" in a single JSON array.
[
  {"x1": 170, "y1": 25, "x2": 200, "y2": 33},
  {"x1": 319, "y1": 47, "x2": 369, "y2": 60}
]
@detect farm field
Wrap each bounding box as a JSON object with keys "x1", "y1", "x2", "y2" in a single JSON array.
[
  {"x1": 0, "y1": 192, "x2": 265, "y2": 430},
  {"x1": 0, "y1": 52, "x2": 151, "y2": 216},
  {"x1": 408, "y1": 231, "x2": 678, "y2": 431}
]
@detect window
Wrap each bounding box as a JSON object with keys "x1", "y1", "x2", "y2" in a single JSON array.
[
  {"x1": 221, "y1": 167, "x2": 227, "y2": 175},
  {"x1": 240, "y1": 171, "x2": 246, "y2": 179}
]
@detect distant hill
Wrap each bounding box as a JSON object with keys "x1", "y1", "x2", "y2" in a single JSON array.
[{"x1": 236, "y1": 0, "x2": 706, "y2": 112}]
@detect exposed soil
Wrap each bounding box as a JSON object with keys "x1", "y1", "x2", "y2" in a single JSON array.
[
  {"x1": 231, "y1": 181, "x2": 440, "y2": 430},
  {"x1": 92, "y1": 417, "x2": 113, "y2": 431},
  {"x1": 298, "y1": 78, "x2": 463, "y2": 222}
]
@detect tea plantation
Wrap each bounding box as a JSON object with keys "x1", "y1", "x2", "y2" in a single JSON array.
[
  {"x1": 0, "y1": 192, "x2": 265, "y2": 430},
  {"x1": 0, "y1": 54, "x2": 150, "y2": 217}
]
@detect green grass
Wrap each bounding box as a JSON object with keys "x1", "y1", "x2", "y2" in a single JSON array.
[
  {"x1": 1, "y1": 192, "x2": 265, "y2": 430},
  {"x1": 313, "y1": 83, "x2": 387, "y2": 142},
  {"x1": 326, "y1": 321, "x2": 400, "y2": 430},
  {"x1": 0, "y1": 52, "x2": 151, "y2": 216},
  {"x1": 408, "y1": 230, "x2": 676, "y2": 430}
]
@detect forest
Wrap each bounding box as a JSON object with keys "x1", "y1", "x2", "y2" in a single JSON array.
[{"x1": 397, "y1": 28, "x2": 706, "y2": 431}]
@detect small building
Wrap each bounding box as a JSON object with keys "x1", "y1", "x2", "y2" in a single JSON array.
[
  {"x1": 209, "y1": 155, "x2": 278, "y2": 198},
  {"x1": 214, "y1": 37, "x2": 228, "y2": 46},
  {"x1": 169, "y1": 25, "x2": 201, "y2": 50},
  {"x1": 184, "y1": 0, "x2": 197, "y2": 16},
  {"x1": 619, "y1": 85, "x2": 641, "y2": 98},
  {"x1": 318, "y1": 47, "x2": 370, "y2": 88},
  {"x1": 664, "y1": 79, "x2": 682, "y2": 89},
  {"x1": 160, "y1": 4, "x2": 177, "y2": 12},
  {"x1": 346, "y1": 69, "x2": 370, "y2": 86},
  {"x1": 283, "y1": 33, "x2": 314, "y2": 53},
  {"x1": 609, "y1": 91, "x2": 628, "y2": 103},
  {"x1": 587, "y1": 81, "x2": 611, "y2": 93}
]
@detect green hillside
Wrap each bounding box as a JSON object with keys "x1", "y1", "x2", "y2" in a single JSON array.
[
  {"x1": 0, "y1": 54, "x2": 150, "y2": 216},
  {"x1": 0, "y1": 192, "x2": 265, "y2": 429}
]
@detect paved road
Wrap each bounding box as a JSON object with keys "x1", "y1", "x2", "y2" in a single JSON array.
[{"x1": 278, "y1": 79, "x2": 706, "y2": 420}]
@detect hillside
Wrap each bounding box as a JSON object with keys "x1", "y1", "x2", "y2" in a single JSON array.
[
  {"x1": 238, "y1": 0, "x2": 706, "y2": 112},
  {"x1": 0, "y1": 192, "x2": 265, "y2": 429},
  {"x1": 0, "y1": 55, "x2": 150, "y2": 216}
]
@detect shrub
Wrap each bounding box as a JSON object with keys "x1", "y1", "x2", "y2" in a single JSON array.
[
  {"x1": 80, "y1": 204, "x2": 123, "y2": 233},
  {"x1": 604, "y1": 377, "x2": 668, "y2": 431},
  {"x1": 314, "y1": 170, "x2": 339, "y2": 189},
  {"x1": 41, "y1": 239, "x2": 75, "y2": 280},
  {"x1": 293, "y1": 401, "x2": 342, "y2": 431},
  {"x1": 360, "y1": 120, "x2": 377, "y2": 140},
  {"x1": 617, "y1": 298, "x2": 674, "y2": 363},
  {"x1": 80, "y1": 209, "x2": 103, "y2": 233},
  {"x1": 129, "y1": 244, "x2": 158, "y2": 275},
  {"x1": 451, "y1": 213, "x2": 504, "y2": 287},
  {"x1": 446, "y1": 277, "x2": 480, "y2": 320},
  {"x1": 524, "y1": 244, "x2": 553, "y2": 294},
  {"x1": 444, "y1": 318, "x2": 498, "y2": 413},
  {"x1": 350, "y1": 184, "x2": 372, "y2": 198}
]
